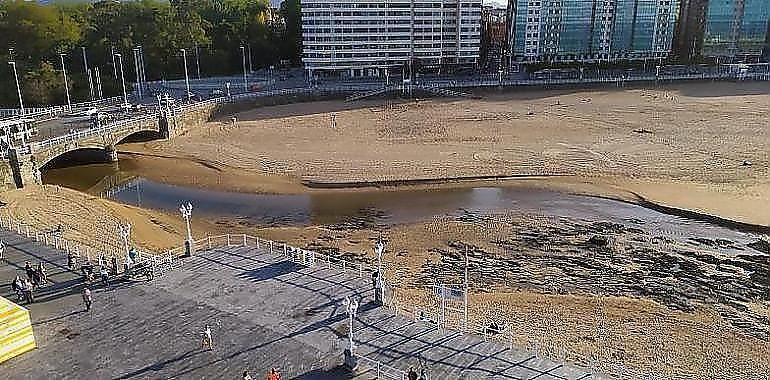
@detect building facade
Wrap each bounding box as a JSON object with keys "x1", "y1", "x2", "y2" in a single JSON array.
[
  {"x1": 701, "y1": 0, "x2": 770, "y2": 59},
  {"x1": 507, "y1": 0, "x2": 681, "y2": 63},
  {"x1": 480, "y1": 5, "x2": 508, "y2": 70},
  {"x1": 301, "y1": 0, "x2": 482, "y2": 77}
]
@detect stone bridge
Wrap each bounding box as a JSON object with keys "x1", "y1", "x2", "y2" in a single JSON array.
[{"x1": 1, "y1": 102, "x2": 220, "y2": 189}]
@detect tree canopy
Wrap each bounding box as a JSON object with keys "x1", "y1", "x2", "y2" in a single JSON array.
[{"x1": 0, "y1": 0, "x2": 301, "y2": 107}]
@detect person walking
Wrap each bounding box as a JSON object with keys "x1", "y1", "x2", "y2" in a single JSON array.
[
  {"x1": 0, "y1": 240, "x2": 5, "y2": 261},
  {"x1": 242, "y1": 370, "x2": 252, "y2": 380},
  {"x1": 81, "y1": 287, "x2": 92, "y2": 312},
  {"x1": 200, "y1": 325, "x2": 213, "y2": 351}
]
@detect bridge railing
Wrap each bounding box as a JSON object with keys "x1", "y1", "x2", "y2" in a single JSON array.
[{"x1": 29, "y1": 114, "x2": 157, "y2": 152}]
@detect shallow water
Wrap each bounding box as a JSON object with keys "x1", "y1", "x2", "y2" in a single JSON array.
[{"x1": 42, "y1": 161, "x2": 760, "y2": 252}]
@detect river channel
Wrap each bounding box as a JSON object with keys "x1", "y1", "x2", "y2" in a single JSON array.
[{"x1": 42, "y1": 158, "x2": 762, "y2": 252}]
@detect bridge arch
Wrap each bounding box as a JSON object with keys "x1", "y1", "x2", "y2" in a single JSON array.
[{"x1": 38, "y1": 146, "x2": 116, "y2": 173}]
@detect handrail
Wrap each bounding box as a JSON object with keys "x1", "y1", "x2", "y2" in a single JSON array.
[{"x1": 354, "y1": 353, "x2": 407, "y2": 380}]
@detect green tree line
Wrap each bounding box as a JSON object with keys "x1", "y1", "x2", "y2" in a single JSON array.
[{"x1": 0, "y1": 0, "x2": 301, "y2": 108}]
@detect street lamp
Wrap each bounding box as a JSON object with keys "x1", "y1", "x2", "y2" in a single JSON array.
[
  {"x1": 59, "y1": 53, "x2": 71, "y2": 110},
  {"x1": 82, "y1": 47, "x2": 95, "y2": 101},
  {"x1": 179, "y1": 202, "x2": 193, "y2": 256},
  {"x1": 133, "y1": 48, "x2": 143, "y2": 100},
  {"x1": 343, "y1": 296, "x2": 359, "y2": 352},
  {"x1": 114, "y1": 53, "x2": 129, "y2": 107},
  {"x1": 240, "y1": 46, "x2": 248, "y2": 91},
  {"x1": 8, "y1": 61, "x2": 24, "y2": 115},
  {"x1": 375, "y1": 240, "x2": 386, "y2": 303},
  {"x1": 180, "y1": 48, "x2": 192, "y2": 102},
  {"x1": 117, "y1": 223, "x2": 132, "y2": 265}
]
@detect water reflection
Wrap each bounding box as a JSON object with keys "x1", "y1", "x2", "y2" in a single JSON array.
[{"x1": 42, "y1": 162, "x2": 759, "y2": 248}]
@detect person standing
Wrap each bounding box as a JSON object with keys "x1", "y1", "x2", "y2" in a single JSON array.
[
  {"x1": 11, "y1": 276, "x2": 23, "y2": 301},
  {"x1": 242, "y1": 370, "x2": 252, "y2": 380},
  {"x1": 407, "y1": 367, "x2": 418, "y2": 380},
  {"x1": 200, "y1": 325, "x2": 213, "y2": 351},
  {"x1": 267, "y1": 368, "x2": 280, "y2": 380},
  {"x1": 22, "y1": 278, "x2": 34, "y2": 304},
  {"x1": 100, "y1": 266, "x2": 110, "y2": 287},
  {"x1": 24, "y1": 261, "x2": 35, "y2": 281},
  {"x1": 81, "y1": 287, "x2": 92, "y2": 312},
  {"x1": 0, "y1": 240, "x2": 5, "y2": 261}
]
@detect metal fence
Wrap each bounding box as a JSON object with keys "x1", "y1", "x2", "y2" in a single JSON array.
[{"x1": 0, "y1": 213, "x2": 177, "y2": 277}]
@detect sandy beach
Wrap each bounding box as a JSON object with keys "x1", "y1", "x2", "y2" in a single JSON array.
[
  {"x1": 5, "y1": 81, "x2": 769, "y2": 378},
  {"x1": 121, "y1": 81, "x2": 770, "y2": 227}
]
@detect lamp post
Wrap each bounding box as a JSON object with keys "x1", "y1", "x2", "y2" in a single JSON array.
[
  {"x1": 117, "y1": 222, "x2": 131, "y2": 257},
  {"x1": 344, "y1": 296, "x2": 359, "y2": 352},
  {"x1": 114, "y1": 53, "x2": 128, "y2": 107},
  {"x1": 133, "y1": 48, "x2": 143, "y2": 100},
  {"x1": 59, "y1": 54, "x2": 71, "y2": 110},
  {"x1": 180, "y1": 48, "x2": 191, "y2": 102},
  {"x1": 82, "y1": 47, "x2": 95, "y2": 101},
  {"x1": 8, "y1": 61, "x2": 24, "y2": 115},
  {"x1": 240, "y1": 46, "x2": 248, "y2": 91},
  {"x1": 179, "y1": 202, "x2": 193, "y2": 256},
  {"x1": 464, "y1": 246, "x2": 469, "y2": 330},
  {"x1": 375, "y1": 240, "x2": 386, "y2": 304}
]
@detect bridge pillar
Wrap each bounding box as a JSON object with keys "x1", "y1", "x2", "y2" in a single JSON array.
[{"x1": 105, "y1": 146, "x2": 118, "y2": 162}]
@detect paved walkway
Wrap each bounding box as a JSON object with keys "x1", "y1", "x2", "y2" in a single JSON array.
[{"x1": 0, "y1": 229, "x2": 597, "y2": 379}]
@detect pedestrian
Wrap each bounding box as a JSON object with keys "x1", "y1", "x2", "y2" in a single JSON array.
[
  {"x1": 100, "y1": 265, "x2": 110, "y2": 287},
  {"x1": 0, "y1": 240, "x2": 5, "y2": 261},
  {"x1": 267, "y1": 368, "x2": 280, "y2": 380},
  {"x1": 124, "y1": 254, "x2": 134, "y2": 274},
  {"x1": 200, "y1": 325, "x2": 213, "y2": 351},
  {"x1": 11, "y1": 276, "x2": 23, "y2": 301},
  {"x1": 37, "y1": 262, "x2": 47, "y2": 284},
  {"x1": 407, "y1": 367, "x2": 418, "y2": 380},
  {"x1": 418, "y1": 368, "x2": 428, "y2": 380},
  {"x1": 30, "y1": 268, "x2": 41, "y2": 290},
  {"x1": 81, "y1": 286, "x2": 92, "y2": 312},
  {"x1": 24, "y1": 261, "x2": 34, "y2": 281},
  {"x1": 22, "y1": 278, "x2": 34, "y2": 304},
  {"x1": 242, "y1": 370, "x2": 252, "y2": 380}
]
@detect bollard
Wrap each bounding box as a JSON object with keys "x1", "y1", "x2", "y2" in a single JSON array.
[
  {"x1": 256, "y1": 238, "x2": 260, "y2": 249},
  {"x1": 226, "y1": 235, "x2": 231, "y2": 246},
  {"x1": 283, "y1": 243, "x2": 287, "y2": 257},
  {"x1": 242, "y1": 234, "x2": 246, "y2": 247},
  {"x1": 269, "y1": 241, "x2": 273, "y2": 254}
]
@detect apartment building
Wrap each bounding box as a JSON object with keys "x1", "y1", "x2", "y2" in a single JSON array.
[
  {"x1": 507, "y1": 0, "x2": 681, "y2": 63},
  {"x1": 301, "y1": 0, "x2": 483, "y2": 77},
  {"x1": 701, "y1": 0, "x2": 769, "y2": 59}
]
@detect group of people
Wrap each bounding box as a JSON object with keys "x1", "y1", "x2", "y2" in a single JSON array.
[
  {"x1": 10, "y1": 261, "x2": 48, "y2": 304},
  {"x1": 242, "y1": 368, "x2": 280, "y2": 380}
]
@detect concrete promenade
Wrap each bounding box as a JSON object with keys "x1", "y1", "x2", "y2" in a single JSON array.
[{"x1": 0, "y1": 228, "x2": 597, "y2": 379}]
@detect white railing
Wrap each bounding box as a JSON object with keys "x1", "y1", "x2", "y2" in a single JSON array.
[
  {"x1": 29, "y1": 114, "x2": 156, "y2": 151},
  {"x1": 0, "y1": 213, "x2": 178, "y2": 277},
  {"x1": 354, "y1": 353, "x2": 407, "y2": 380},
  {"x1": 191, "y1": 233, "x2": 373, "y2": 279}
]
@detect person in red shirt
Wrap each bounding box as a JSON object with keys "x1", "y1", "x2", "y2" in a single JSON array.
[{"x1": 266, "y1": 368, "x2": 280, "y2": 380}]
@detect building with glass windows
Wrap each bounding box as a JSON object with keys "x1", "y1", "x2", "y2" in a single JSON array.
[
  {"x1": 506, "y1": 0, "x2": 680, "y2": 63},
  {"x1": 701, "y1": 0, "x2": 770, "y2": 59},
  {"x1": 301, "y1": 0, "x2": 482, "y2": 77}
]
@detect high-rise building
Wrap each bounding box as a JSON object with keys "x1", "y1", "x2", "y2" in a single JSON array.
[
  {"x1": 673, "y1": 0, "x2": 709, "y2": 62},
  {"x1": 506, "y1": 0, "x2": 680, "y2": 63},
  {"x1": 480, "y1": 5, "x2": 508, "y2": 69},
  {"x1": 701, "y1": 0, "x2": 770, "y2": 59},
  {"x1": 301, "y1": 0, "x2": 482, "y2": 77}
]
